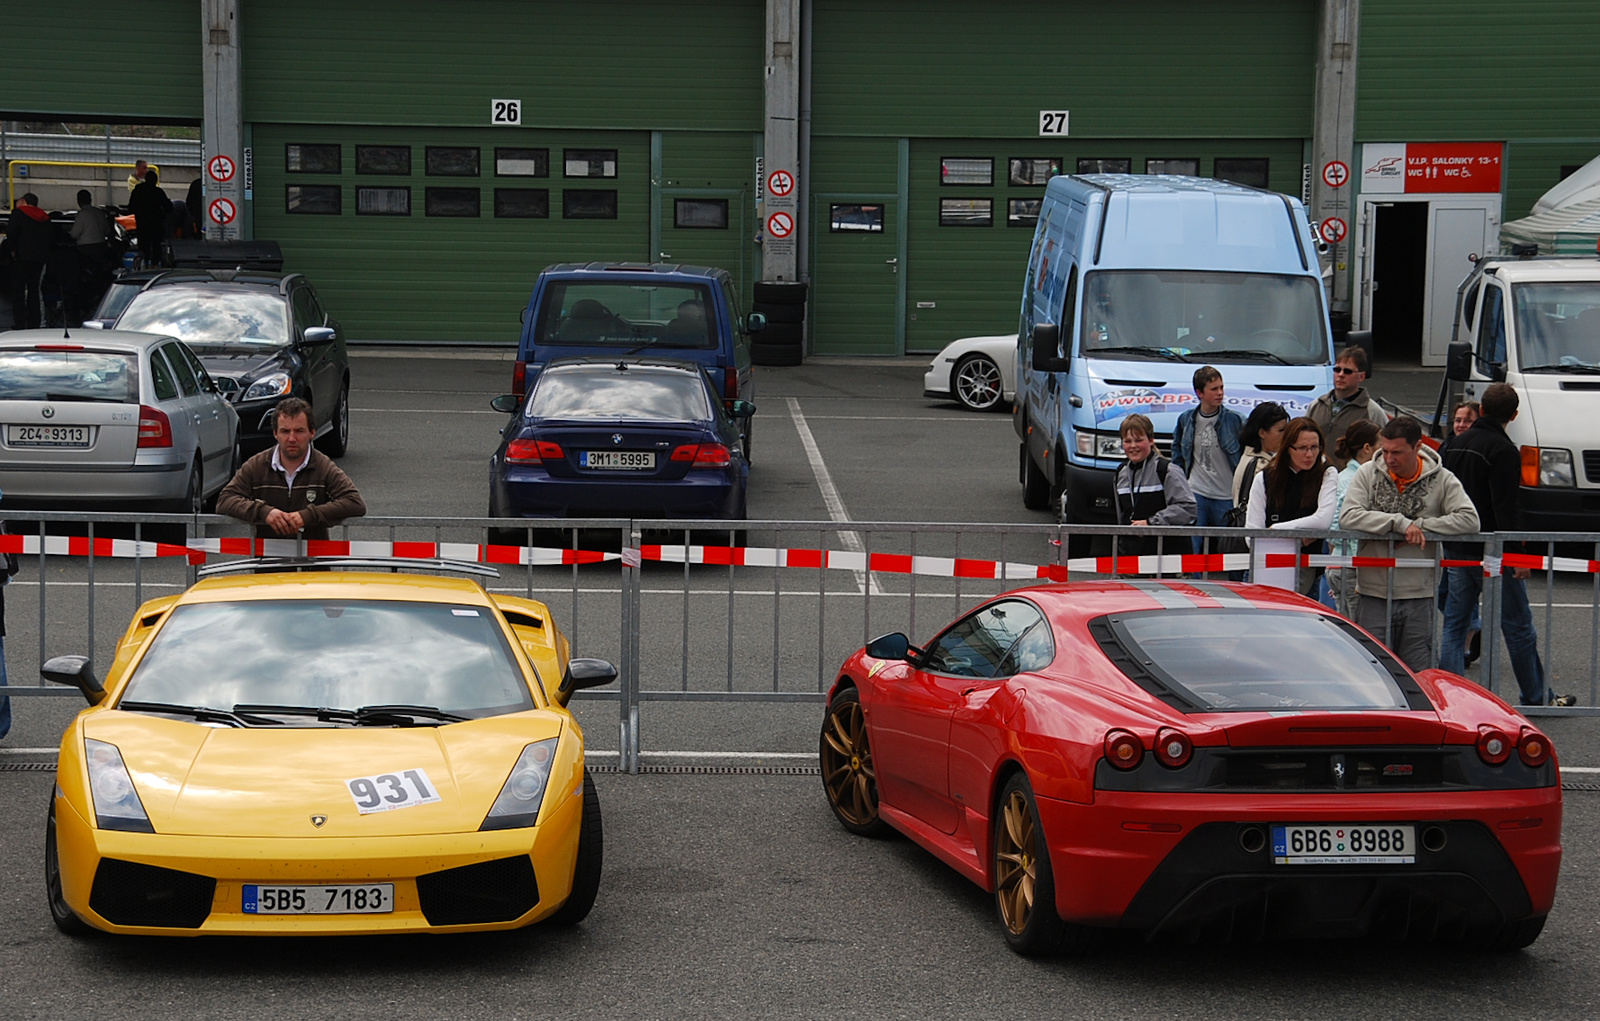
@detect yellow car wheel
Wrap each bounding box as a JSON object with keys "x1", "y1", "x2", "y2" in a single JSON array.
[
  {"x1": 550, "y1": 770, "x2": 602, "y2": 925},
  {"x1": 44, "y1": 801, "x2": 91, "y2": 937}
]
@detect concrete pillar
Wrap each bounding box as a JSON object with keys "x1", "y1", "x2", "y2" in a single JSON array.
[
  {"x1": 1310, "y1": 0, "x2": 1360, "y2": 316},
  {"x1": 761, "y1": 0, "x2": 801, "y2": 281},
  {"x1": 201, "y1": 0, "x2": 245, "y2": 240}
]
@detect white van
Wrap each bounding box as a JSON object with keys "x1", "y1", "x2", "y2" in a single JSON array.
[
  {"x1": 1442, "y1": 255, "x2": 1600, "y2": 531},
  {"x1": 1015, "y1": 175, "x2": 1335, "y2": 521}
]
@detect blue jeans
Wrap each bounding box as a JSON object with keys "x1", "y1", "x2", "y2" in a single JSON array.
[
  {"x1": 0, "y1": 635, "x2": 9, "y2": 740},
  {"x1": 1437, "y1": 572, "x2": 1481, "y2": 631},
  {"x1": 1440, "y1": 566, "x2": 1547, "y2": 705},
  {"x1": 1192, "y1": 494, "x2": 1233, "y2": 555}
]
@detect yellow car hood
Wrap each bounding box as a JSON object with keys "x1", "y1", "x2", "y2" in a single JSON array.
[{"x1": 80, "y1": 711, "x2": 565, "y2": 838}]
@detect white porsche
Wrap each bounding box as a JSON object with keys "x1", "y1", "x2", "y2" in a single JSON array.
[{"x1": 922, "y1": 334, "x2": 1017, "y2": 412}]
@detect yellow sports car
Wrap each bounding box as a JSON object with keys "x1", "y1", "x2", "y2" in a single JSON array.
[{"x1": 43, "y1": 559, "x2": 615, "y2": 936}]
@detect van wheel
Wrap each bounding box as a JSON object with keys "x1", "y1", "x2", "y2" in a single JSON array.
[{"x1": 1022, "y1": 444, "x2": 1049, "y2": 510}]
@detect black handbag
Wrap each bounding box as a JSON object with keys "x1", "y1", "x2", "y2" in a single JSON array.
[{"x1": 1215, "y1": 460, "x2": 1259, "y2": 556}]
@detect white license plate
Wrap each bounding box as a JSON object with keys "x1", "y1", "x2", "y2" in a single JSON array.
[
  {"x1": 242, "y1": 883, "x2": 395, "y2": 914},
  {"x1": 1272, "y1": 824, "x2": 1416, "y2": 865},
  {"x1": 580, "y1": 450, "x2": 655, "y2": 470},
  {"x1": 7, "y1": 424, "x2": 90, "y2": 447}
]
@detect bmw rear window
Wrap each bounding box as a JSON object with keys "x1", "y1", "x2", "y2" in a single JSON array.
[
  {"x1": 1094, "y1": 609, "x2": 1426, "y2": 712},
  {"x1": 0, "y1": 349, "x2": 138, "y2": 403},
  {"x1": 529, "y1": 368, "x2": 712, "y2": 421}
]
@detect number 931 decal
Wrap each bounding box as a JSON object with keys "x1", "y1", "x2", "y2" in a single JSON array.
[{"x1": 345, "y1": 769, "x2": 441, "y2": 814}]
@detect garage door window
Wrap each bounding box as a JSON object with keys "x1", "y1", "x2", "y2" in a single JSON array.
[
  {"x1": 286, "y1": 185, "x2": 341, "y2": 215},
  {"x1": 940, "y1": 198, "x2": 992, "y2": 227},
  {"x1": 1078, "y1": 158, "x2": 1131, "y2": 174},
  {"x1": 356, "y1": 146, "x2": 411, "y2": 175},
  {"x1": 496, "y1": 148, "x2": 549, "y2": 177},
  {"x1": 563, "y1": 189, "x2": 617, "y2": 219},
  {"x1": 940, "y1": 157, "x2": 992, "y2": 186},
  {"x1": 1146, "y1": 158, "x2": 1199, "y2": 176},
  {"x1": 1008, "y1": 199, "x2": 1041, "y2": 228},
  {"x1": 564, "y1": 150, "x2": 617, "y2": 178},
  {"x1": 495, "y1": 188, "x2": 550, "y2": 218},
  {"x1": 357, "y1": 187, "x2": 411, "y2": 216},
  {"x1": 426, "y1": 147, "x2": 480, "y2": 177},
  {"x1": 1214, "y1": 158, "x2": 1270, "y2": 188},
  {"x1": 285, "y1": 144, "x2": 340, "y2": 174},
  {"x1": 1009, "y1": 158, "x2": 1062, "y2": 186},
  {"x1": 830, "y1": 204, "x2": 883, "y2": 233},
  {"x1": 674, "y1": 199, "x2": 728, "y2": 229},
  {"x1": 426, "y1": 187, "x2": 480, "y2": 217}
]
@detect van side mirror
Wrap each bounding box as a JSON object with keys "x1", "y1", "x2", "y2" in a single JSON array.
[
  {"x1": 745, "y1": 312, "x2": 767, "y2": 334},
  {"x1": 1031, "y1": 324, "x2": 1069, "y2": 373},
  {"x1": 42, "y1": 655, "x2": 106, "y2": 705},
  {"x1": 1445, "y1": 341, "x2": 1474, "y2": 382}
]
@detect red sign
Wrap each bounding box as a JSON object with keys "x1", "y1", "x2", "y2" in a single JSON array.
[
  {"x1": 207, "y1": 154, "x2": 236, "y2": 183},
  {"x1": 209, "y1": 197, "x2": 237, "y2": 225},
  {"x1": 767, "y1": 169, "x2": 795, "y2": 198},
  {"x1": 1403, "y1": 143, "x2": 1503, "y2": 194},
  {"x1": 1319, "y1": 217, "x2": 1347, "y2": 244},
  {"x1": 1321, "y1": 160, "x2": 1349, "y2": 189},
  {"x1": 767, "y1": 211, "x2": 794, "y2": 239}
]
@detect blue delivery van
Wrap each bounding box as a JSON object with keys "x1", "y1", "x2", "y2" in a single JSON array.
[{"x1": 1014, "y1": 175, "x2": 1335, "y2": 522}]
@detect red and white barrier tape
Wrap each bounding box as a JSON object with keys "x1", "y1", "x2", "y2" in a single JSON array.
[{"x1": 4, "y1": 533, "x2": 1598, "y2": 581}]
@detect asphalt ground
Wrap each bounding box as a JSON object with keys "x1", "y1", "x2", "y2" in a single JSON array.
[{"x1": 2, "y1": 351, "x2": 1598, "y2": 1016}]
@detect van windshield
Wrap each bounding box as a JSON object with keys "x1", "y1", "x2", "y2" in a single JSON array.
[
  {"x1": 1080, "y1": 271, "x2": 1327, "y2": 365},
  {"x1": 1512, "y1": 282, "x2": 1600, "y2": 371},
  {"x1": 534, "y1": 282, "x2": 716, "y2": 350}
]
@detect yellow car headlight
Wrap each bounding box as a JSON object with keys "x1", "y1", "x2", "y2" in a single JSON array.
[
  {"x1": 86, "y1": 739, "x2": 154, "y2": 833},
  {"x1": 480, "y1": 738, "x2": 559, "y2": 831}
]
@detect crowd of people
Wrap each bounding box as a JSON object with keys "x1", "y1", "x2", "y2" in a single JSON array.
[
  {"x1": 2, "y1": 161, "x2": 204, "y2": 330},
  {"x1": 1110, "y1": 348, "x2": 1575, "y2": 707}
]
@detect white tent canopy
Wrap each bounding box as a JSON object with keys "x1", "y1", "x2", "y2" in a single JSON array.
[{"x1": 1501, "y1": 153, "x2": 1600, "y2": 256}]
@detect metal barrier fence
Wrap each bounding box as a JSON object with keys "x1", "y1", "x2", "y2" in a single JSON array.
[{"x1": 3, "y1": 511, "x2": 1598, "y2": 773}]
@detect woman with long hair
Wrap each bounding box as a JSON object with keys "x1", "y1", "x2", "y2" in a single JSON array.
[
  {"x1": 1245, "y1": 417, "x2": 1338, "y2": 594},
  {"x1": 1230, "y1": 401, "x2": 1289, "y2": 507}
]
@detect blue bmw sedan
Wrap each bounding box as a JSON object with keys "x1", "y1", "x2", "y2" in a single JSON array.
[{"x1": 489, "y1": 359, "x2": 751, "y2": 537}]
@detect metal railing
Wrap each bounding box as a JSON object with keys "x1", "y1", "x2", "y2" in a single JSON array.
[{"x1": 4, "y1": 512, "x2": 1598, "y2": 773}]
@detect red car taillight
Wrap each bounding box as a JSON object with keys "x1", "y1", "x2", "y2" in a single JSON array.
[
  {"x1": 512, "y1": 360, "x2": 527, "y2": 397},
  {"x1": 1104, "y1": 730, "x2": 1143, "y2": 771},
  {"x1": 671, "y1": 442, "x2": 732, "y2": 468},
  {"x1": 723, "y1": 368, "x2": 738, "y2": 401},
  {"x1": 137, "y1": 404, "x2": 172, "y2": 448},
  {"x1": 506, "y1": 439, "x2": 563, "y2": 464},
  {"x1": 1477, "y1": 725, "x2": 1513, "y2": 765},
  {"x1": 1153, "y1": 728, "x2": 1193, "y2": 769},
  {"x1": 1517, "y1": 727, "x2": 1552, "y2": 768}
]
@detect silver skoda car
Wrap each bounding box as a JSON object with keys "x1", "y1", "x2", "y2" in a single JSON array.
[{"x1": 0, "y1": 329, "x2": 239, "y2": 511}]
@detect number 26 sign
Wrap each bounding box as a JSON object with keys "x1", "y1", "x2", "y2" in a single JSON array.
[{"x1": 491, "y1": 98, "x2": 521, "y2": 126}]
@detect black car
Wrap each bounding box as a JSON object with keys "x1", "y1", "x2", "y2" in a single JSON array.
[{"x1": 106, "y1": 271, "x2": 351, "y2": 455}]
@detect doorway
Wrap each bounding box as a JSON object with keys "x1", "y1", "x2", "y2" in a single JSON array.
[{"x1": 1370, "y1": 202, "x2": 1428, "y2": 365}]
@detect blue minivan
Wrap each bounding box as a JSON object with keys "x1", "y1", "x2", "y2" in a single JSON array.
[
  {"x1": 1014, "y1": 175, "x2": 1335, "y2": 522},
  {"x1": 513, "y1": 263, "x2": 764, "y2": 456}
]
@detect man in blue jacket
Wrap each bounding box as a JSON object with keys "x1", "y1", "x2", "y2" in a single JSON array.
[{"x1": 1170, "y1": 366, "x2": 1243, "y2": 555}]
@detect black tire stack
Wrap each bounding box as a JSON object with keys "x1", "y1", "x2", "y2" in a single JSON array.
[{"x1": 750, "y1": 281, "x2": 807, "y2": 366}]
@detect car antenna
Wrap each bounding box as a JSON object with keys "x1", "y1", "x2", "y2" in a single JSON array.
[{"x1": 615, "y1": 359, "x2": 629, "y2": 371}]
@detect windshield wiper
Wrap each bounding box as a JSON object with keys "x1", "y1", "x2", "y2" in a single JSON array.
[
  {"x1": 1523, "y1": 363, "x2": 1600, "y2": 374},
  {"x1": 1210, "y1": 349, "x2": 1289, "y2": 364},
  {"x1": 1089, "y1": 345, "x2": 1189, "y2": 362},
  {"x1": 353, "y1": 704, "x2": 468, "y2": 726},
  {"x1": 121, "y1": 700, "x2": 270, "y2": 727}
]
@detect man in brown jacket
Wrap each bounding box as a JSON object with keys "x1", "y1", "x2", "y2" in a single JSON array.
[
  {"x1": 1309, "y1": 345, "x2": 1389, "y2": 469},
  {"x1": 217, "y1": 397, "x2": 366, "y2": 539}
]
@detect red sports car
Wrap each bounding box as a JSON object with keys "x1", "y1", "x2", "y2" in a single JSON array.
[{"x1": 819, "y1": 579, "x2": 1561, "y2": 955}]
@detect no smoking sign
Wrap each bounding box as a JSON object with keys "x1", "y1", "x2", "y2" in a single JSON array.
[
  {"x1": 1322, "y1": 160, "x2": 1349, "y2": 189},
  {"x1": 208, "y1": 154, "x2": 237, "y2": 183},
  {"x1": 1319, "y1": 216, "x2": 1347, "y2": 245},
  {"x1": 209, "y1": 197, "x2": 238, "y2": 226},
  {"x1": 767, "y1": 211, "x2": 794, "y2": 239},
  {"x1": 767, "y1": 170, "x2": 795, "y2": 198}
]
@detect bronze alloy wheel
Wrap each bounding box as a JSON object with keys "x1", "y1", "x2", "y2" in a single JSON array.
[
  {"x1": 992, "y1": 772, "x2": 1089, "y2": 956},
  {"x1": 819, "y1": 688, "x2": 888, "y2": 836}
]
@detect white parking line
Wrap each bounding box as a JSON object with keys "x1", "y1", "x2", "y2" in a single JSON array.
[{"x1": 787, "y1": 397, "x2": 883, "y2": 595}]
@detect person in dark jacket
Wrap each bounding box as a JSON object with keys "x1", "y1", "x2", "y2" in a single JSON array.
[
  {"x1": 185, "y1": 178, "x2": 204, "y2": 238},
  {"x1": 1112, "y1": 413, "x2": 1196, "y2": 563},
  {"x1": 1438, "y1": 383, "x2": 1570, "y2": 705},
  {"x1": 216, "y1": 397, "x2": 366, "y2": 540},
  {"x1": 127, "y1": 170, "x2": 172, "y2": 267},
  {"x1": 1171, "y1": 365, "x2": 1245, "y2": 554},
  {"x1": 5, "y1": 193, "x2": 54, "y2": 328}
]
